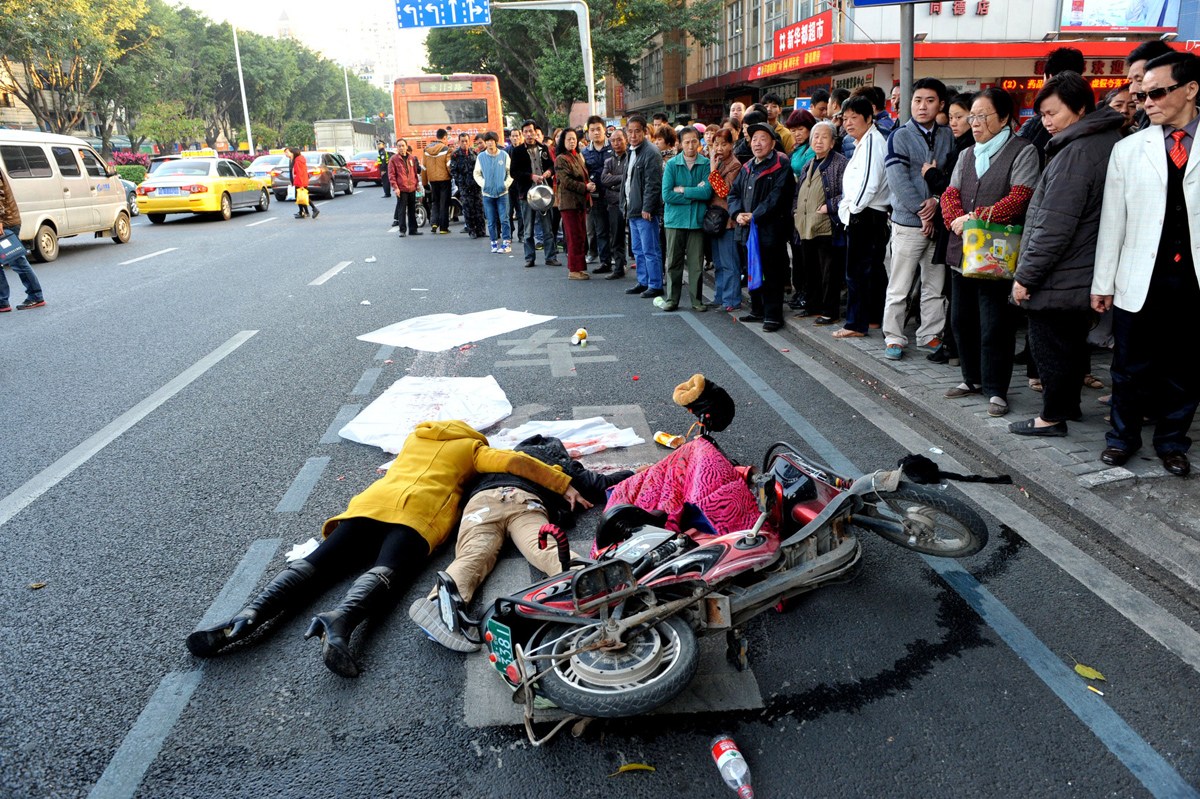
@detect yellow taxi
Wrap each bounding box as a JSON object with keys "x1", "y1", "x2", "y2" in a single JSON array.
[{"x1": 135, "y1": 150, "x2": 271, "y2": 223}]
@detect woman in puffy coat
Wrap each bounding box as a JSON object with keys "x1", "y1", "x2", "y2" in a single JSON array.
[
  {"x1": 1008, "y1": 72, "x2": 1125, "y2": 437},
  {"x1": 187, "y1": 420, "x2": 585, "y2": 677},
  {"x1": 555, "y1": 128, "x2": 592, "y2": 279}
]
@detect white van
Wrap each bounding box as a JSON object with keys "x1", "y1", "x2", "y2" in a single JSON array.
[{"x1": 0, "y1": 130, "x2": 132, "y2": 262}]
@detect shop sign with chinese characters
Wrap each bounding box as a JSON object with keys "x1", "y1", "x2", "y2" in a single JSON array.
[
  {"x1": 773, "y1": 10, "x2": 833, "y2": 58},
  {"x1": 928, "y1": 1, "x2": 990, "y2": 13},
  {"x1": 753, "y1": 47, "x2": 832, "y2": 79}
]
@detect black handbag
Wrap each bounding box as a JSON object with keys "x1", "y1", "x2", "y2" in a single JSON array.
[{"x1": 702, "y1": 205, "x2": 729, "y2": 235}]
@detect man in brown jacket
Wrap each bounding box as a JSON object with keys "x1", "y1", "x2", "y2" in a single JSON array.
[
  {"x1": 423, "y1": 128, "x2": 452, "y2": 233},
  {"x1": 0, "y1": 166, "x2": 45, "y2": 312}
]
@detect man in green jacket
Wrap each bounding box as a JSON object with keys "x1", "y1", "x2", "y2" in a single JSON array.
[{"x1": 660, "y1": 126, "x2": 713, "y2": 311}]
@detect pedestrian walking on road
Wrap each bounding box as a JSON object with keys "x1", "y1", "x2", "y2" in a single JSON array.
[
  {"x1": 0, "y1": 165, "x2": 46, "y2": 312},
  {"x1": 288, "y1": 147, "x2": 318, "y2": 220},
  {"x1": 1092, "y1": 51, "x2": 1200, "y2": 477},
  {"x1": 1009, "y1": 72, "x2": 1125, "y2": 439},
  {"x1": 187, "y1": 420, "x2": 585, "y2": 677}
]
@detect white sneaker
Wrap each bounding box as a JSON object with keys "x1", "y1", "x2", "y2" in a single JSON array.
[
  {"x1": 408, "y1": 597, "x2": 480, "y2": 652},
  {"x1": 490, "y1": 241, "x2": 499, "y2": 253},
  {"x1": 501, "y1": 240, "x2": 512, "y2": 253}
]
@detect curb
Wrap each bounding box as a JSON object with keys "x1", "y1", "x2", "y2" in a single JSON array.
[{"x1": 774, "y1": 308, "x2": 1200, "y2": 595}]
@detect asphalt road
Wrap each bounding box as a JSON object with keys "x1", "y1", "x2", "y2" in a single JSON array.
[{"x1": 1, "y1": 188, "x2": 1197, "y2": 799}]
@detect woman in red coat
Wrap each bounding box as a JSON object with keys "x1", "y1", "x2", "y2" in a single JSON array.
[{"x1": 288, "y1": 146, "x2": 319, "y2": 219}]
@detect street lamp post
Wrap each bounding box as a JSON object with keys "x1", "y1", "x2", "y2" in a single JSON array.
[
  {"x1": 231, "y1": 24, "x2": 255, "y2": 154},
  {"x1": 491, "y1": 0, "x2": 596, "y2": 116},
  {"x1": 344, "y1": 65, "x2": 353, "y2": 119}
]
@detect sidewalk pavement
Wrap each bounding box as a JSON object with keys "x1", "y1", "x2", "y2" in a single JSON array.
[{"x1": 774, "y1": 307, "x2": 1200, "y2": 594}]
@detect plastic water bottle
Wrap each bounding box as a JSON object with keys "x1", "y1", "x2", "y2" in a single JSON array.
[{"x1": 711, "y1": 734, "x2": 754, "y2": 798}]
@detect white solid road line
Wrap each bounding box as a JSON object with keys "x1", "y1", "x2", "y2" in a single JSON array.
[
  {"x1": 0, "y1": 330, "x2": 259, "y2": 529},
  {"x1": 119, "y1": 247, "x2": 177, "y2": 266},
  {"x1": 309, "y1": 260, "x2": 353, "y2": 286},
  {"x1": 244, "y1": 217, "x2": 277, "y2": 228}
]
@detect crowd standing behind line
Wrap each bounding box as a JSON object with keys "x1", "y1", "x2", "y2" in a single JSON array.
[{"x1": 368, "y1": 44, "x2": 1200, "y2": 477}]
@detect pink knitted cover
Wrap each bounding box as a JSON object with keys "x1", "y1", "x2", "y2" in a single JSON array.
[{"x1": 605, "y1": 437, "x2": 765, "y2": 537}]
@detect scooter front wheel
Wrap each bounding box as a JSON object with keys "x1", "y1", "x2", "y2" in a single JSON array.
[
  {"x1": 851, "y1": 483, "x2": 988, "y2": 557},
  {"x1": 530, "y1": 614, "x2": 698, "y2": 719}
]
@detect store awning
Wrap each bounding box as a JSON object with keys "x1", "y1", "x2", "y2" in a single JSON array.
[{"x1": 685, "y1": 39, "x2": 1142, "y2": 96}]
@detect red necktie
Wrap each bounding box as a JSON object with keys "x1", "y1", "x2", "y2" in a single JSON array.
[{"x1": 1169, "y1": 129, "x2": 1188, "y2": 170}]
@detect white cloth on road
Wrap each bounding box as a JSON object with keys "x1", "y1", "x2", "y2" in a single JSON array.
[
  {"x1": 357, "y1": 308, "x2": 555, "y2": 352},
  {"x1": 486, "y1": 417, "x2": 645, "y2": 457},
  {"x1": 339, "y1": 375, "x2": 512, "y2": 454}
]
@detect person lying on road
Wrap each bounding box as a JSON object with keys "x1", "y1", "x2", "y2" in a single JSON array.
[
  {"x1": 410, "y1": 434, "x2": 632, "y2": 651},
  {"x1": 186, "y1": 420, "x2": 587, "y2": 678}
]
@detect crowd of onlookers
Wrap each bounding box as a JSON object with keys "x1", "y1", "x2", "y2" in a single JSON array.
[{"x1": 378, "y1": 42, "x2": 1199, "y2": 478}]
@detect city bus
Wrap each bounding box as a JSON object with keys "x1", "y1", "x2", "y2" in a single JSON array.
[{"x1": 392, "y1": 74, "x2": 503, "y2": 150}]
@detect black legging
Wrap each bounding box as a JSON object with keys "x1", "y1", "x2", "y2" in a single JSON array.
[{"x1": 304, "y1": 518, "x2": 429, "y2": 581}]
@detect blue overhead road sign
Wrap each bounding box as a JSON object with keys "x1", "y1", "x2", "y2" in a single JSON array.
[{"x1": 395, "y1": 0, "x2": 491, "y2": 29}]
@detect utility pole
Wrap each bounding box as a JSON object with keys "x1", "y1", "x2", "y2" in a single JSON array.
[
  {"x1": 899, "y1": 4, "x2": 914, "y2": 124},
  {"x1": 344, "y1": 65, "x2": 354, "y2": 119},
  {"x1": 232, "y1": 25, "x2": 255, "y2": 154},
  {"x1": 492, "y1": 0, "x2": 596, "y2": 116}
]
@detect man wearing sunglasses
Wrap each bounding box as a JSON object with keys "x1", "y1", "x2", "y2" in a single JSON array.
[{"x1": 1092, "y1": 51, "x2": 1200, "y2": 478}]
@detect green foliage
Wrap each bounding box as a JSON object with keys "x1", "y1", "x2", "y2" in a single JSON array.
[
  {"x1": 114, "y1": 165, "x2": 147, "y2": 184},
  {"x1": 283, "y1": 120, "x2": 315, "y2": 149},
  {"x1": 0, "y1": 0, "x2": 151, "y2": 133},
  {"x1": 0, "y1": 0, "x2": 391, "y2": 154},
  {"x1": 426, "y1": 0, "x2": 721, "y2": 122}
]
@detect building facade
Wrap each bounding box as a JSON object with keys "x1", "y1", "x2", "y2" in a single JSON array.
[{"x1": 608, "y1": 0, "x2": 1185, "y2": 124}]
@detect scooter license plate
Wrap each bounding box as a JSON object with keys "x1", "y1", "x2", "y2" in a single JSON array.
[{"x1": 486, "y1": 618, "x2": 515, "y2": 674}]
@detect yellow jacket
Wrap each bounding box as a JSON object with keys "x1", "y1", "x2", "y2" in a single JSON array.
[{"x1": 322, "y1": 420, "x2": 571, "y2": 551}]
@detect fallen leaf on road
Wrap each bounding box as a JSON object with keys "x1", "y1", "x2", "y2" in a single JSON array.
[
  {"x1": 1073, "y1": 663, "x2": 1106, "y2": 681},
  {"x1": 609, "y1": 763, "x2": 655, "y2": 777},
  {"x1": 29, "y1": 582, "x2": 46, "y2": 590}
]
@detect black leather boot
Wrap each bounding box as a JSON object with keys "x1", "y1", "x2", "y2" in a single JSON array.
[
  {"x1": 186, "y1": 560, "x2": 317, "y2": 657},
  {"x1": 305, "y1": 566, "x2": 395, "y2": 678}
]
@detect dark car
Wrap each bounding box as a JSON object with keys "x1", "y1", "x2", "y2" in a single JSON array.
[
  {"x1": 120, "y1": 178, "x2": 140, "y2": 217},
  {"x1": 271, "y1": 151, "x2": 353, "y2": 201}
]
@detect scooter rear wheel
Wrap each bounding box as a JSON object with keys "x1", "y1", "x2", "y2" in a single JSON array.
[
  {"x1": 851, "y1": 482, "x2": 988, "y2": 557},
  {"x1": 530, "y1": 614, "x2": 698, "y2": 719}
]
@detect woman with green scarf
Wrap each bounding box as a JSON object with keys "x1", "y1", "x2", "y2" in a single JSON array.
[{"x1": 940, "y1": 87, "x2": 1041, "y2": 419}]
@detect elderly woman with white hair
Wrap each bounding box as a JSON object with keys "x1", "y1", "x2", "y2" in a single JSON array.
[{"x1": 793, "y1": 120, "x2": 849, "y2": 324}]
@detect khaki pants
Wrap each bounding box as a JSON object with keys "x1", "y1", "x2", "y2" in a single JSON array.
[
  {"x1": 438, "y1": 487, "x2": 578, "y2": 603},
  {"x1": 883, "y1": 223, "x2": 946, "y2": 348},
  {"x1": 665, "y1": 227, "x2": 705, "y2": 307}
]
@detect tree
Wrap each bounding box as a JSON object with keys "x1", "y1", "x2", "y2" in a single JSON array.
[
  {"x1": 425, "y1": 0, "x2": 721, "y2": 122},
  {"x1": 0, "y1": 0, "x2": 151, "y2": 134},
  {"x1": 137, "y1": 101, "x2": 206, "y2": 152}
]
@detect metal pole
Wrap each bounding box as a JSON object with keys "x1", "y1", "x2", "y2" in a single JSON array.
[
  {"x1": 492, "y1": 0, "x2": 596, "y2": 116},
  {"x1": 344, "y1": 65, "x2": 354, "y2": 119},
  {"x1": 232, "y1": 25, "x2": 255, "y2": 154},
  {"x1": 899, "y1": 4, "x2": 914, "y2": 124}
]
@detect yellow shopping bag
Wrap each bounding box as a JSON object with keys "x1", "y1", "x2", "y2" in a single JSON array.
[
  {"x1": 295, "y1": 187, "x2": 309, "y2": 206},
  {"x1": 961, "y1": 215, "x2": 1020, "y2": 280}
]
